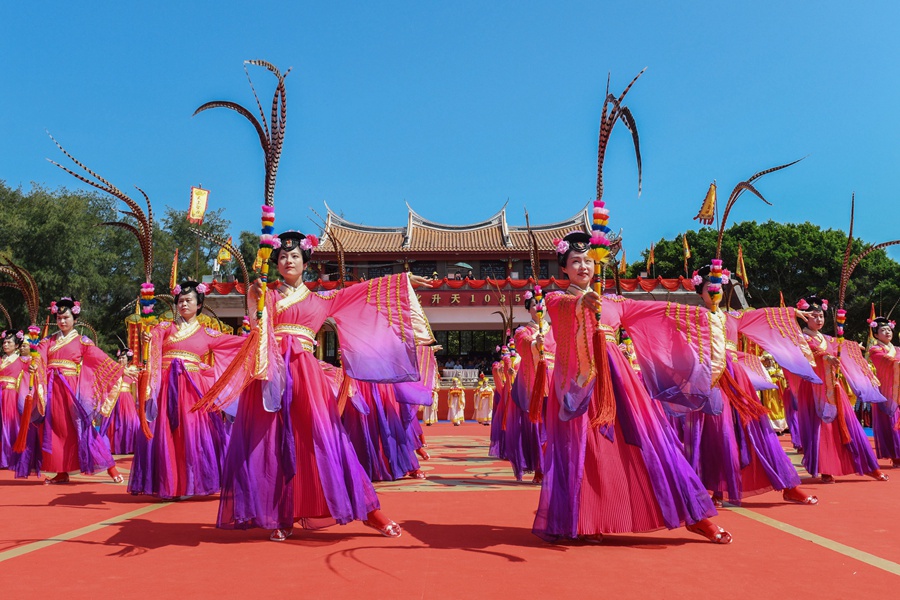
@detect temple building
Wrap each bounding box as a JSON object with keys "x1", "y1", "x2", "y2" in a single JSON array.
[{"x1": 203, "y1": 203, "x2": 746, "y2": 375}]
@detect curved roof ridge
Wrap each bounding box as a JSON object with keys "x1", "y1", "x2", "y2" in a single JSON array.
[
  {"x1": 408, "y1": 200, "x2": 510, "y2": 231},
  {"x1": 508, "y1": 203, "x2": 591, "y2": 232},
  {"x1": 323, "y1": 203, "x2": 407, "y2": 233}
]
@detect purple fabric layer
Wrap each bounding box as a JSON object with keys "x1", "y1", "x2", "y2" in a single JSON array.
[
  {"x1": 680, "y1": 358, "x2": 801, "y2": 503},
  {"x1": 127, "y1": 359, "x2": 225, "y2": 498},
  {"x1": 503, "y1": 376, "x2": 543, "y2": 480},
  {"x1": 532, "y1": 346, "x2": 716, "y2": 541},
  {"x1": 101, "y1": 394, "x2": 139, "y2": 455},
  {"x1": 41, "y1": 370, "x2": 115, "y2": 475},
  {"x1": 488, "y1": 391, "x2": 506, "y2": 459},
  {"x1": 343, "y1": 386, "x2": 391, "y2": 482},
  {"x1": 218, "y1": 347, "x2": 380, "y2": 531},
  {"x1": 14, "y1": 421, "x2": 42, "y2": 478},
  {"x1": 794, "y1": 379, "x2": 880, "y2": 477},
  {"x1": 872, "y1": 405, "x2": 900, "y2": 460},
  {"x1": 0, "y1": 387, "x2": 19, "y2": 468}
]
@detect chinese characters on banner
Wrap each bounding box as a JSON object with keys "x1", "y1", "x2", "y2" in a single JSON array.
[
  {"x1": 415, "y1": 291, "x2": 523, "y2": 306},
  {"x1": 188, "y1": 186, "x2": 209, "y2": 225}
]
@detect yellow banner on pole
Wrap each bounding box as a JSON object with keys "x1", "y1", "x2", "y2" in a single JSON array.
[{"x1": 188, "y1": 187, "x2": 209, "y2": 225}]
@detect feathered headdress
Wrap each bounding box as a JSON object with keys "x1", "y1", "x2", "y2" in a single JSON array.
[
  {"x1": 710, "y1": 159, "x2": 804, "y2": 260},
  {"x1": 194, "y1": 60, "x2": 291, "y2": 319},
  {"x1": 836, "y1": 196, "x2": 900, "y2": 346}
]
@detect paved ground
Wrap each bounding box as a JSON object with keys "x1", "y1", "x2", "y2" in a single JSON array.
[{"x1": 1, "y1": 422, "x2": 897, "y2": 599}]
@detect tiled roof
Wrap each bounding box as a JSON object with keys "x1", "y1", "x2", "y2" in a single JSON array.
[{"x1": 317, "y1": 203, "x2": 590, "y2": 255}]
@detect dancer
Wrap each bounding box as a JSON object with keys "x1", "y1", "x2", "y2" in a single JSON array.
[
  {"x1": 207, "y1": 231, "x2": 433, "y2": 541},
  {"x1": 127, "y1": 281, "x2": 244, "y2": 499},
  {"x1": 863, "y1": 317, "x2": 900, "y2": 467},
  {"x1": 488, "y1": 345, "x2": 518, "y2": 461},
  {"x1": 507, "y1": 291, "x2": 554, "y2": 483},
  {"x1": 421, "y1": 348, "x2": 441, "y2": 426},
  {"x1": 34, "y1": 298, "x2": 124, "y2": 484},
  {"x1": 447, "y1": 377, "x2": 465, "y2": 425},
  {"x1": 99, "y1": 347, "x2": 139, "y2": 455},
  {"x1": 533, "y1": 232, "x2": 729, "y2": 544},
  {"x1": 0, "y1": 329, "x2": 27, "y2": 469},
  {"x1": 788, "y1": 296, "x2": 888, "y2": 482},
  {"x1": 677, "y1": 265, "x2": 819, "y2": 506},
  {"x1": 473, "y1": 374, "x2": 494, "y2": 425}
]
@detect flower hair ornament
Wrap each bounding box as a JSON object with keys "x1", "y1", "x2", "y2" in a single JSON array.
[
  {"x1": 300, "y1": 234, "x2": 319, "y2": 252},
  {"x1": 796, "y1": 299, "x2": 810, "y2": 310},
  {"x1": 691, "y1": 271, "x2": 703, "y2": 287},
  {"x1": 49, "y1": 301, "x2": 58, "y2": 314},
  {"x1": 552, "y1": 238, "x2": 569, "y2": 255},
  {"x1": 196, "y1": 283, "x2": 209, "y2": 294},
  {"x1": 523, "y1": 291, "x2": 533, "y2": 300}
]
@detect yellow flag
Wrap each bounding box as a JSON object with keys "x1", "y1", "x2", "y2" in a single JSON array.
[
  {"x1": 169, "y1": 249, "x2": 179, "y2": 289},
  {"x1": 619, "y1": 249, "x2": 627, "y2": 275},
  {"x1": 736, "y1": 244, "x2": 749, "y2": 286},
  {"x1": 869, "y1": 302, "x2": 876, "y2": 345},
  {"x1": 217, "y1": 236, "x2": 233, "y2": 265},
  {"x1": 646, "y1": 243, "x2": 655, "y2": 271},
  {"x1": 188, "y1": 187, "x2": 209, "y2": 225},
  {"x1": 682, "y1": 233, "x2": 691, "y2": 260},
  {"x1": 694, "y1": 182, "x2": 717, "y2": 225}
]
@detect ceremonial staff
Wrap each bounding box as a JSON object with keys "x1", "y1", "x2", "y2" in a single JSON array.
[{"x1": 48, "y1": 136, "x2": 157, "y2": 439}]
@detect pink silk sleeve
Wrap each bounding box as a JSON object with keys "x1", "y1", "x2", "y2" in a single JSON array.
[
  {"x1": 394, "y1": 345, "x2": 439, "y2": 406},
  {"x1": 734, "y1": 351, "x2": 777, "y2": 391},
  {"x1": 734, "y1": 308, "x2": 820, "y2": 384},
  {"x1": 840, "y1": 340, "x2": 887, "y2": 404},
  {"x1": 329, "y1": 273, "x2": 434, "y2": 383},
  {"x1": 613, "y1": 298, "x2": 716, "y2": 412},
  {"x1": 77, "y1": 338, "x2": 125, "y2": 414}
]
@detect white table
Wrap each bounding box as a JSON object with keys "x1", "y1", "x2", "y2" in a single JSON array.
[{"x1": 442, "y1": 368, "x2": 480, "y2": 381}]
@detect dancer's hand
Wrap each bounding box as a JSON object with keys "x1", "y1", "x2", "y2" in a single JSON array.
[
  {"x1": 409, "y1": 274, "x2": 433, "y2": 288},
  {"x1": 582, "y1": 290, "x2": 601, "y2": 313},
  {"x1": 795, "y1": 309, "x2": 812, "y2": 323}
]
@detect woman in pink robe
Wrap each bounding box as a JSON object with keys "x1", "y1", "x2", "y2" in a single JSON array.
[
  {"x1": 33, "y1": 298, "x2": 123, "y2": 484},
  {"x1": 507, "y1": 296, "x2": 554, "y2": 483},
  {"x1": 671, "y1": 266, "x2": 819, "y2": 506},
  {"x1": 127, "y1": 281, "x2": 244, "y2": 499},
  {"x1": 99, "y1": 349, "x2": 139, "y2": 455},
  {"x1": 211, "y1": 232, "x2": 434, "y2": 541},
  {"x1": 787, "y1": 296, "x2": 887, "y2": 482},
  {"x1": 0, "y1": 330, "x2": 27, "y2": 469},
  {"x1": 867, "y1": 317, "x2": 900, "y2": 467},
  {"x1": 534, "y1": 232, "x2": 728, "y2": 544}
]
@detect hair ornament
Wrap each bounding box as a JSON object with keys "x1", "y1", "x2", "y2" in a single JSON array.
[
  {"x1": 71, "y1": 301, "x2": 81, "y2": 315},
  {"x1": 691, "y1": 271, "x2": 703, "y2": 287},
  {"x1": 820, "y1": 300, "x2": 829, "y2": 312},
  {"x1": 15, "y1": 331, "x2": 24, "y2": 340},
  {"x1": 797, "y1": 299, "x2": 810, "y2": 310},
  {"x1": 50, "y1": 301, "x2": 58, "y2": 314},
  {"x1": 195, "y1": 283, "x2": 209, "y2": 295},
  {"x1": 172, "y1": 284, "x2": 182, "y2": 295},
  {"x1": 553, "y1": 238, "x2": 569, "y2": 255},
  {"x1": 524, "y1": 291, "x2": 533, "y2": 300},
  {"x1": 300, "y1": 234, "x2": 319, "y2": 252}
]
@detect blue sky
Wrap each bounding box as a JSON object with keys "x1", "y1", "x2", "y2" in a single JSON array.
[{"x1": 3, "y1": 2, "x2": 899, "y2": 263}]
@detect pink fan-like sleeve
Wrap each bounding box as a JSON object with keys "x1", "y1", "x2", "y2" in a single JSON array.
[
  {"x1": 734, "y1": 308, "x2": 820, "y2": 384},
  {"x1": 330, "y1": 273, "x2": 435, "y2": 383},
  {"x1": 868, "y1": 345, "x2": 900, "y2": 415},
  {"x1": 612, "y1": 298, "x2": 716, "y2": 411},
  {"x1": 840, "y1": 340, "x2": 887, "y2": 404}
]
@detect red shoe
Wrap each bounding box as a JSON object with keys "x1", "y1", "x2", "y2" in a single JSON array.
[
  {"x1": 686, "y1": 519, "x2": 732, "y2": 545},
  {"x1": 782, "y1": 487, "x2": 818, "y2": 505},
  {"x1": 363, "y1": 520, "x2": 402, "y2": 538},
  {"x1": 867, "y1": 470, "x2": 889, "y2": 481}
]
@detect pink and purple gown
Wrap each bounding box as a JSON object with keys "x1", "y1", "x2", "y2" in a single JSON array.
[
  {"x1": 343, "y1": 381, "x2": 423, "y2": 481},
  {"x1": 868, "y1": 342, "x2": 900, "y2": 460},
  {"x1": 100, "y1": 371, "x2": 139, "y2": 455},
  {"x1": 33, "y1": 331, "x2": 123, "y2": 476},
  {"x1": 533, "y1": 292, "x2": 717, "y2": 541},
  {"x1": 127, "y1": 320, "x2": 244, "y2": 498},
  {"x1": 216, "y1": 274, "x2": 433, "y2": 531},
  {"x1": 675, "y1": 308, "x2": 820, "y2": 503},
  {"x1": 502, "y1": 322, "x2": 554, "y2": 481},
  {"x1": 786, "y1": 333, "x2": 884, "y2": 477},
  {"x1": 488, "y1": 357, "x2": 517, "y2": 460},
  {"x1": 0, "y1": 354, "x2": 27, "y2": 469}
]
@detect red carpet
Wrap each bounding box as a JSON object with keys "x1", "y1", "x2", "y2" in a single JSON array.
[{"x1": 0, "y1": 423, "x2": 897, "y2": 599}]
